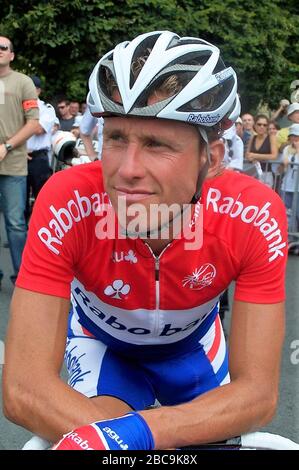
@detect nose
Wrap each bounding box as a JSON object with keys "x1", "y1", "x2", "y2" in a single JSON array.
[{"x1": 117, "y1": 142, "x2": 146, "y2": 181}]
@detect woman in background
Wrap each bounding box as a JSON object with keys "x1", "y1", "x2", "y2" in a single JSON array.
[{"x1": 246, "y1": 114, "x2": 278, "y2": 187}]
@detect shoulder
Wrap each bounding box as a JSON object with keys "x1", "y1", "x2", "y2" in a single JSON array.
[
  {"x1": 203, "y1": 170, "x2": 285, "y2": 211},
  {"x1": 42, "y1": 100, "x2": 55, "y2": 111},
  {"x1": 41, "y1": 101, "x2": 56, "y2": 115},
  {"x1": 10, "y1": 71, "x2": 37, "y2": 100},
  {"x1": 12, "y1": 71, "x2": 34, "y2": 86},
  {"x1": 202, "y1": 170, "x2": 287, "y2": 238},
  {"x1": 202, "y1": 171, "x2": 288, "y2": 265},
  {"x1": 31, "y1": 162, "x2": 108, "y2": 248},
  {"x1": 277, "y1": 127, "x2": 289, "y2": 138},
  {"x1": 38, "y1": 161, "x2": 106, "y2": 203},
  {"x1": 26, "y1": 162, "x2": 108, "y2": 261},
  {"x1": 283, "y1": 145, "x2": 295, "y2": 158}
]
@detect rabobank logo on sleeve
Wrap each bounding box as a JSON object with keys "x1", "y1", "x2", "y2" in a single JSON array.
[
  {"x1": 206, "y1": 188, "x2": 286, "y2": 262},
  {"x1": 37, "y1": 189, "x2": 110, "y2": 255}
]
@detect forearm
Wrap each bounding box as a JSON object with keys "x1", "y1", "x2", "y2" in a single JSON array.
[
  {"x1": 141, "y1": 379, "x2": 277, "y2": 449},
  {"x1": 7, "y1": 119, "x2": 39, "y2": 148},
  {"x1": 80, "y1": 134, "x2": 98, "y2": 160},
  {"x1": 249, "y1": 153, "x2": 276, "y2": 161},
  {"x1": 34, "y1": 123, "x2": 46, "y2": 135},
  {"x1": 4, "y1": 375, "x2": 110, "y2": 442},
  {"x1": 4, "y1": 289, "x2": 110, "y2": 442},
  {"x1": 271, "y1": 108, "x2": 282, "y2": 121}
]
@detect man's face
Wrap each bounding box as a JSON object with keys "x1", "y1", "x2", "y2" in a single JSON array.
[
  {"x1": 70, "y1": 101, "x2": 80, "y2": 116},
  {"x1": 0, "y1": 37, "x2": 14, "y2": 68},
  {"x1": 102, "y1": 117, "x2": 204, "y2": 234},
  {"x1": 57, "y1": 101, "x2": 69, "y2": 118},
  {"x1": 71, "y1": 127, "x2": 80, "y2": 138},
  {"x1": 242, "y1": 114, "x2": 254, "y2": 131},
  {"x1": 289, "y1": 111, "x2": 299, "y2": 124}
]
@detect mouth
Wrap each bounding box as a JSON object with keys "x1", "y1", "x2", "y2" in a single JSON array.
[{"x1": 114, "y1": 187, "x2": 155, "y2": 202}]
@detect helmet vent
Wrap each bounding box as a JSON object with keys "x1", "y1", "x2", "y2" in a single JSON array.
[
  {"x1": 130, "y1": 34, "x2": 161, "y2": 88},
  {"x1": 177, "y1": 77, "x2": 234, "y2": 113},
  {"x1": 167, "y1": 38, "x2": 210, "y2": 49},
  {"x1": 213, "y1": 57, "x2": 226, "y2": 74}
]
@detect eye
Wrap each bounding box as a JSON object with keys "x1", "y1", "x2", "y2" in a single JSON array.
[
  {"x1": 147, "y1": 140, "x2": 160, "y2": 147},
  {"x1": 146, "y1": 138, "x2": 168, "y2": 149},
  {"x1": 109, "y1": 132, "x2": 124, "y2": 141},
  {"x1": 105, "y1": 132, "x2": 126, "y2": 144}
]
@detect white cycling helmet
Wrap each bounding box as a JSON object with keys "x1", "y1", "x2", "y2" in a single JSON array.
[{"x1": 87, "y1": 30, "x2": 240, "y2": 139}]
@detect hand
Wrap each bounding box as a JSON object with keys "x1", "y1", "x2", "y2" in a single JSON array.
[
  {"x1": 77, "y1": 148, "x2": 97, "y2": 160},
  {"x1": 88, "y1": 151, "x2": 98, "y2": 161},
  {"x1": 52, "y1": 412, "x2": 154, "y2": 451},
  {"x1": 280, "y1": 99, "x2": 290, "y2": 109},
  {"x1": 27, "y1": 154, "x2": 33, "y2": 160},
  {"x1": 0, "y1": 144, "x2": 8, "y2": 162},
  {"x1": 246, "y1": 153, "x2": 256, "y2": 162}
]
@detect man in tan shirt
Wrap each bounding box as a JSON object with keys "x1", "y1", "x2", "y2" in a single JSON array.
[{"x1": 0, "y1": 36, "x2": 39, "y2": 285}]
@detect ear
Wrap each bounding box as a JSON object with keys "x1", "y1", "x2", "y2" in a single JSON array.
[
  {"x1": 206, "y1": 139, "x2": 225, "y2": 179},
  {"x1": 10, "y1": 52, "x2": 15, "y2": 63}
]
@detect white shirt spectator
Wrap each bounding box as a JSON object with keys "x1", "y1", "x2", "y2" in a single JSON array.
[
  {"x1": 73, "y1": 114, "x2": 84, "y2": 127},
  {"x1": 27, "y1": 99, "x2": 56, "y2": 152},
  {"x1": 281, "y1": 145, "x2": 299, "y2": 192},
  {"x1": 222, "y1": 124, "x2": 244, "y2": 170},
  {"x1": 79, "y1": 106, "x2": 104, "y2": 158}
]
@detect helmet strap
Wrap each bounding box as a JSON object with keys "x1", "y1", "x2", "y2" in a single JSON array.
[{"x1": 191, "y1": 129, "x2": 211, "y2": 203}]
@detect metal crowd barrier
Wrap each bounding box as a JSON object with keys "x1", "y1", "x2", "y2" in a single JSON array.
[{"x1": 242, "y1": 160, "x2": 299, "y2": 250}]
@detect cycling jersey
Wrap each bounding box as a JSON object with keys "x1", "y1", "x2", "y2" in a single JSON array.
[{"x1": 17, "y1": 162, "x2": 287, "y2": 355}]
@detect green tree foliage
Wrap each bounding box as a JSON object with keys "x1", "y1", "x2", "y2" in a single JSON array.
[{"x1": 0, "y1": 0, "x2": 298, "y2": 113}]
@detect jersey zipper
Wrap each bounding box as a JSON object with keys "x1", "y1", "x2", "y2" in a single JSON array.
[
  {"x1": 145, "y1": 243, "x2": 171, "y2": 336},
  {"x1": 155, "y1": 257, "x2": 160, "y2": 304}
]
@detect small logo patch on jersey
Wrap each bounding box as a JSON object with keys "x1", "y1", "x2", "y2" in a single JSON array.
[
  {"x1": 112, "y1": 250, "x2": 138, "y2": 264},
  {"x1": 182, "y1": 264, "x2": 216, "y2": 290},
  {"x1": 104, "y1": 280, "x2": 131, "y2": 299}
]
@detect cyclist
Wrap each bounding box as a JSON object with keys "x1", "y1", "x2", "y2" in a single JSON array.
[{"x1": 3, "y1": 31, "x2": 287, "y2": 451}]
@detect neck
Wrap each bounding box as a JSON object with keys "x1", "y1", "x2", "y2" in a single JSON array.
[
  {"x1": 0, "y1": 64, "x2": 11, "y2": 77},
  {"x1": 140, "y1": 203, "x2": 197, "y2": 256},
  {"x1": 62, "y1": 113, "x2": 73, "y2": 120}
]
